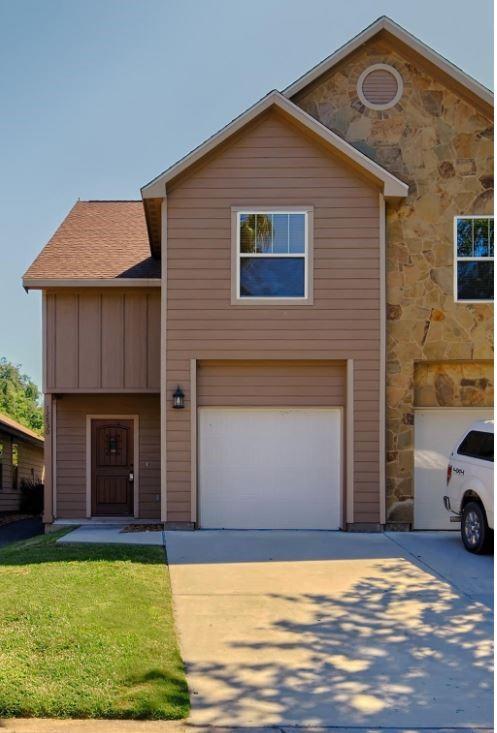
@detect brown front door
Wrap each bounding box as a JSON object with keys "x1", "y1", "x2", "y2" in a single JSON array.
[{"x1": 91, "y1": 420, "x2": 134, "y2": 516}]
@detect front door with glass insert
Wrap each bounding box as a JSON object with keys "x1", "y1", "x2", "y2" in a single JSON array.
[{"x1": 91, "y1": 419, "x2": 134, "y2": 516}]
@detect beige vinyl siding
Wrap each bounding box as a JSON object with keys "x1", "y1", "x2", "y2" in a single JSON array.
[
  {"x1": 166, "y1": 109, "x2": 382, "y2": 524},
  {"x1": 0, "y1": 430, "x2": 44, "y2": 512},
  {"x1": 45, "y1": 290, "x2": 160, "y2": 392},
  {"x1": 55, "y1": 394, "x2": 160, "y2": 519},
  {"x1": 197, "y1": 360, "x2": 346, "y2": 406}
]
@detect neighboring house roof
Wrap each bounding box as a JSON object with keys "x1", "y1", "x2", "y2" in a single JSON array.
[
  {"x1": 23, "y1": 201, "x2": 161, "y2": 289},
  {"x1": 284, "y1": 16, "x2": 493, "y2": 115},
  {"x1": 141, "y1": 90, "x2": 409, "y2": 201},
  {"x1": 0, "y1": 413, "x2": 44, "y2": 448}
]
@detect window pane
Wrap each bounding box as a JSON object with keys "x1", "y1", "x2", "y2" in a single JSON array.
[
  {"x1": 240, "y1": 257, "x2": 305, "y2": 297},
  {"x1": 474, "y1": 218, "x2": 489, "y2": 256},
  {"x1": 289, "y1": 213, "x2": 306, "y2": 253},
  {"x1": 457, "y1": 218, "x2": 473, "y2": 256},
  {"x1": 457, "y1": 430, "x2": 494, "y2": 462},
  {"x1": 255, "y1": 214, "x2": 273, "y2": 253},
  {"x1": 490, "y1": 219, "x2": 494, "y2": 257},
  {"x1": 457, "y1": 261, "x2": 494, "y2": 301},
  {"x1": 273, "y1": 214, "x2": 289, "y2": 253},
  {"x1": 240, "y1": 214, "x2": 255, "y2": 253}
]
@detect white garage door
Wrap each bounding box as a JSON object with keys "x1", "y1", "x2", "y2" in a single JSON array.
[
  {"x1": 414, "y1": 408, "x2": 493, "y2": 530},
  {"x1": 198, "y1": 407, "x2": 341, "y2": 529}
]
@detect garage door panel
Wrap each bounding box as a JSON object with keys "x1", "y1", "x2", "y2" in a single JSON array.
[
  {"x1": 414, "y1": 408, "x2": 493, "y2": 530},
  {"x1": 199, "y1": 408, "x2": 341, "y2": 529}
]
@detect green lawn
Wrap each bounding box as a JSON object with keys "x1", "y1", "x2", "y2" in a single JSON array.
[{"x1": 0, "y1": 530, "x2": 189, "y2": 719}]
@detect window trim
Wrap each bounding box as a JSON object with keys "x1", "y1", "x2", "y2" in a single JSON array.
[
  {"x1": 454, "y1": 215, "x2": 494, "y2": 304},
  {"x1": 231, "y1": 206, "x2": 314, "y2": 305}
]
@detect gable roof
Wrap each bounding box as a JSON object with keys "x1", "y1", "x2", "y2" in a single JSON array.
[
  {"x1": 141, "y1": 90, "x2": 409, "y2": 200},
  {"x1": 284, "y1": 16, "x2": 493, "y2": 115},
  {"x1": 0, "y1": 412, "x2": 44, "y2": 447},
  {"x1": 23, "y1": 201, "x2": 161, "y2": 289}
]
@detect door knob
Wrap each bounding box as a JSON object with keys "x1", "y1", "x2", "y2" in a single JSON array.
[{"x1": 129, "y1": 472, "x2": 134, "y2": 482}]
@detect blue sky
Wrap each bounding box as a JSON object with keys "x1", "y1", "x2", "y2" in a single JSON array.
[{"x1": 0, "y1": 0, "x2": 493, "y2": 389}]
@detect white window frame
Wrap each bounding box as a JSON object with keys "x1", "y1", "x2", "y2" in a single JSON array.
[
  {"x1": 231, "y1": 206, "x2": 313, "y2": 305},
  {"x1": 454, "y1": 215, "x2": 494, "y2": 304}
]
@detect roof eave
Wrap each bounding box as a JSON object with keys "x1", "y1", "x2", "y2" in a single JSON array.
[
  {"x1": 141, "y1": 91, "x2": 280, "y2": 199},
  {"x1": 23, "y1": 278, "x2": 161, "y2": 291},
  {"x1": 0, "y1": 422, "x2": 44, "y2": 447},
  {"x1": 141, "y1": 91, "x2": 408, "y2": 201}
]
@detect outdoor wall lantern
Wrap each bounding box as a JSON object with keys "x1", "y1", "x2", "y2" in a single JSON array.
[{"x1": 172, "y1": 386, "x2": 185, "y2": 409}]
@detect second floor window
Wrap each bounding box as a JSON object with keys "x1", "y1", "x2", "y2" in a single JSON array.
[
  {"x1": 235, "y1": 210, "x2": 310, "y2": 301},
  {"x1": 455, "y1": 216, "x2": 493, "y2": 302}
]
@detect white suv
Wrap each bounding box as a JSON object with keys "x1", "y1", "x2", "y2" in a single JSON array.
[{"x1": 444, "y1": 419, "x2": 494, "y2": 554}]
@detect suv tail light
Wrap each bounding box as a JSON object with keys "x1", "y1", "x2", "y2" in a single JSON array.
[{"x1": 447, "y1": 464, "x2": 452, "y2": 485}]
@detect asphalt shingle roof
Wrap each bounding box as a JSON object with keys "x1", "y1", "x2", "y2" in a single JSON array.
[{"x1": 23, "y1": 201, "x2": 160, "y2": 281}]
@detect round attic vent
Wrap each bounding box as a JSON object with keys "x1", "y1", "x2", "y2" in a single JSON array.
[{"x1": 357, "y1": 64, "x2": 403, "y2": 110}]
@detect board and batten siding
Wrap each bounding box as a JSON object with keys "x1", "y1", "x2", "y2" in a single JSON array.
[
  {"x1": 165, "y1": 109, "x2": 382, "y2": 525},
  {"x1": 44, "y1": 289, "x2": 160, "y2": 392},
  {"x1": 54, "y1": 394, "x2": 160, "y2": 519}
]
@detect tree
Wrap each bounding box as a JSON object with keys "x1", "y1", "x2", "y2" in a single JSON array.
[{"x1": 0, "y1": 358, "x2": 43, "y2": 435}]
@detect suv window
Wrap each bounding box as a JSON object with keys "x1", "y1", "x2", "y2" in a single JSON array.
[{"x1": 457, "y1": 430, "x2": 494, "y2": 462}]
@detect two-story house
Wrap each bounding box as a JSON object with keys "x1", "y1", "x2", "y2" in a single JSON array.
[{"x1": 24, "y1": 17, "x2": 493, "y2": 532}]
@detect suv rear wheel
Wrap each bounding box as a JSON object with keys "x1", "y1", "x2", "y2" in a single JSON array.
[{"x1": 461, "y1": 501, "x2": 492, "y2": 554}]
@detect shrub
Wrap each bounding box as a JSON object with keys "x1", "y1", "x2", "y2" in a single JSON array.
[{"x1": 19, "y1": 479, "x2": 44, "y2": 515}]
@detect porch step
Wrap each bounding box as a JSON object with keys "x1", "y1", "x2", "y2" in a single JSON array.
[{"x1": 53, "y1": 517, "x2": 163, "y2": 527}]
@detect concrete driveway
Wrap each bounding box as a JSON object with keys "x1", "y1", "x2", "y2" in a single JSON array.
[{"x1": 165, "y1": 530, "x2": 493, "y2": 728}]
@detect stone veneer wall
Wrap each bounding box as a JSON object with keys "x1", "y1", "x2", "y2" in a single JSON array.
[
  {"x1": 414, "y1": 361, "x2": 494, "y2": 407},
  {"x1": 293, "y1": 38, "x2": 493, "y2": 523}
]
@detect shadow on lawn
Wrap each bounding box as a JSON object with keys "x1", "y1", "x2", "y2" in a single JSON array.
[
  {"x1": 0, "y1": 535, "x2": 165, "y2": 566},
  {"x1": 121, "y1": 669, "x2": 190, "y2": 719},
  {"x1": 187, "y1": 559, "x2": 493, "y2": 727}
]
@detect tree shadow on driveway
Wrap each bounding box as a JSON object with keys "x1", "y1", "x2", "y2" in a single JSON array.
[{"x1": 181, "y1": 557, "x2": 493, "y2": 727}]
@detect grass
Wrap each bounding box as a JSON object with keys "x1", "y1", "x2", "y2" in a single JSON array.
[{"x1": 0, "y1": 529, "x2": 190, "y2": 719}]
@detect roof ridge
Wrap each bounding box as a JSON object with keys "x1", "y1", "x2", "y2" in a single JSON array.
[
  {"x1": 282, "y1": 16, "x2": 493, "y2": 105},
  {"x1": 141, "y1": 90, "x2": 408, "y2": 199}
]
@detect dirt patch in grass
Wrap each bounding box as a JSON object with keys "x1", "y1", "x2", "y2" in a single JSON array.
[{"x1": 120, "y1": 524, "x2": 164, "y2": 533}]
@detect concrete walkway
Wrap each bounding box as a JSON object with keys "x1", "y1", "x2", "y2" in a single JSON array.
[
  {"x1": 165, "y1": 530, "x2": 493, "y2": 728},
  {"x1": 57, "y1": 525, "x2": 164, "y2": 546}
]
